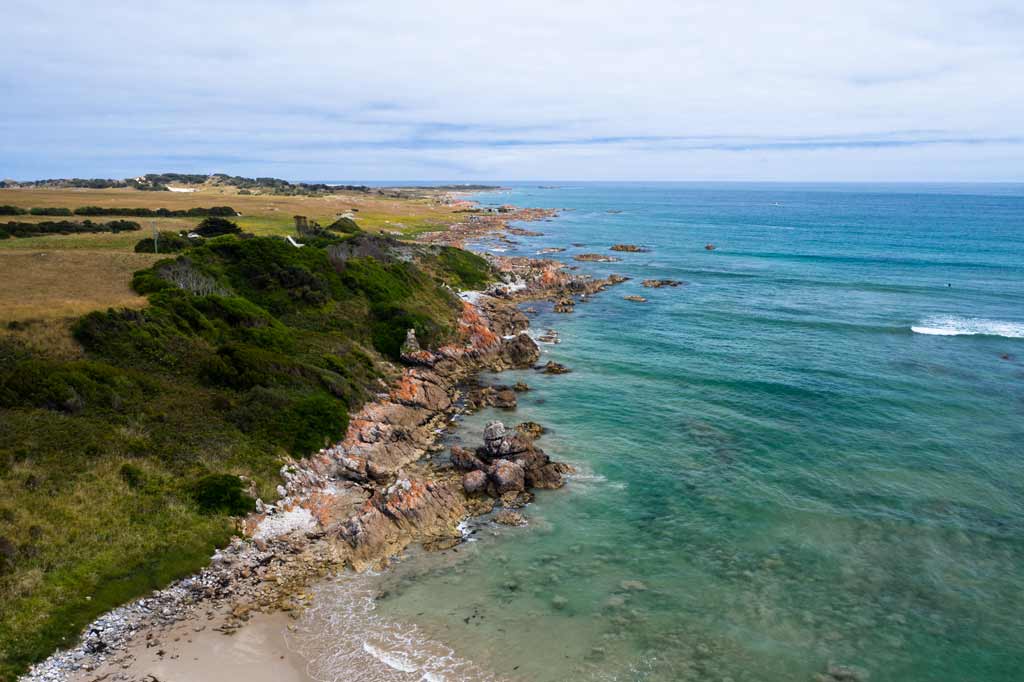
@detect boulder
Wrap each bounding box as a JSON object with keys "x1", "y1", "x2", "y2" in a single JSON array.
[
  {"x1": 538, "y1": 361, "x2": 571, "y2": 374},
  {"x1": 400, "y1": 328, "x2": 421, "y2": 355},
  {"x1": 516, "y1": 421, "x2": 546, "y2": 440},
  {"x1": 467, "y1": 385, "x2": 517, "y2": 410},
  {"x1": 641, "y1": 279, "x2": 685, "y2": 288},
  {"x1": 493, "y1": 387, "x2": 517, "y2": 408},
  {"x1": 524, "y1": 462, "x2": 569, "y2": 489},
  {"x1": 553, "y1": 297, "x2": 575, "y2": 313},
  {"x1": 489, "y1": 459, "x2": 525, "y2": 494},
  {"x1": 482, "y1": 421, "x2": 511, "y2": 458},
  {"x1": 450, "y1": 445, "x2": 484, "y2": 471},
  {"x1": 609, "y1": 244, "x2": 650, "y2": 252},
  {"x1": 462, "y1": 470, "x2": 488, "y2": 494},
  {"x1": 493, "y1": 509, "x2": 525, "y2": 526}
]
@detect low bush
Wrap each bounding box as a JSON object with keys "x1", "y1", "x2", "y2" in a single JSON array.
[
  {"x1": 327, "y1": 216, "x2": 361, "y2": 234},
  {"x1": 75, "y1": 206, "x2": 237, "y2": 218},
  {"x1": 134, "y1": 231, "x2": 193, "y2": 253},
  {"x1": 29, "y1": 207, "x2": 73, "y2": 216},
  {"x1": 189, "y1": 474, "x2": 252, "y2": 515},
  {"x1": 433, "y1": 246, "x2": 495, "y2": 290},
  {"x1": 194, "y1": 216, "x2": 241, "y2": 237},
  {"x1": 0, "y1": 220, "x2": 141, "y2": 238}
]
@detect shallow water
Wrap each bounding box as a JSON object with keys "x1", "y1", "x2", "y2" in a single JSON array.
[{"x1": 293, "y1": 183, "x2": 1024, "y2": 681}]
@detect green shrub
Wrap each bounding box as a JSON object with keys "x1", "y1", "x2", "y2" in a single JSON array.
[
  {"x1": 200, "y1": 342, "x2": 300, "y2": 390},
  {"x1": 189, "y1": 474, "x2": 252, "y2": 515},
  {"x1": 0, "y1": 205, "x2": 26, "y2": 216},
  {"x1": 0, "y1": 359, "x2": 147, "y2": 414},
  {"x1": 194, "y1": 216, "x2": 241, "y2": 237},
  {"x1": 119, "y1": 463, "x2": 145, "y2": 489},
  {"x1": 327, "y1": 216, "x2": 361, "y2": 234},
  {"x1": 1, "y1": 220, "x2": 141, "y2": 238},
  {"x1": 370, "y1": 306, "x2": 445, "y2": 360},
  {"x1": 228, "y1": 388, "x2": 348, "y2": 456},
  {"x1": 134, "y1": 232, "x2": 193, "y2": 253},
  {"x1": 434, "y1": 246, "x2": 495, "y2": 290},
  {"x1": 29, "y1": 207, "x2": 73, "y2": 216},
  {"x1": 288, "y1": 392, "x2": 347, "y2": 454}
]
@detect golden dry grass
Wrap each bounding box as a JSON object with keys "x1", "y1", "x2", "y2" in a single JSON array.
[
  {"x1": 0, "y1": 186, "x2": 472, "y2": 337},
  {"x1": 0, "y1": 186, "x2": 467, "y2": 240},
  {"x1": 0, "y1": 250, "x2": 158, "y2": 322}
]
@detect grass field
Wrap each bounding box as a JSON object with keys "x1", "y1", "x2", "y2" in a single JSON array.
[
  {"x1": 0, "y1": 251, "x2": 158, "y2": 321},
  {"x1": 1, "y1": 186, "x2": 463, "y2": 245},
  {"x1": 0, "y1": 186, "x2": 469, "y2": 330}
]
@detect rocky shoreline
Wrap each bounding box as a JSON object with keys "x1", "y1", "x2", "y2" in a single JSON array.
[{"x1": 24, "y1": 231, "x2": 626, "y2": 681}]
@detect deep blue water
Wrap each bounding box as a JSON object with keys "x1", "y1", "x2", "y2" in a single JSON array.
[{"x1": 297, "y1": 183, "x2": 1024, "y2": 682}]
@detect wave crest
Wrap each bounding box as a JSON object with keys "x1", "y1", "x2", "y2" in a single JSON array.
[{"x1": 912, "y1": 316, "x2": 1024, "y2": 338}]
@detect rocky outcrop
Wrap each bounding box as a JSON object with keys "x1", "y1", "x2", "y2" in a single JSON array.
[
  {"x1": 466, "y1": 383, "x2": 518, "y2": 410},
  {"x1": 337, "y1": 476, "x2": 467, "y2": 571},
  {"x1": 493, "y1": 509, "x2": 526, "y2": 526},
  {"x1": 516, "y1": 421, "x2": 546, "y2": 440},
  {"x1": 553, "y1": 297, "x2": 575, "y2": 313},
  {"x1": 483, "y1": 255, "x2": 628, "y2": 310},
  {"x1": 507, "y1": 227, "x2": 543, "y2": 236},
  {"x1": 538, "y1": 361, "x2": 571, "y2": 374},
  {"x1": 641, "y1": 279, "x2": 685, "y2": 288},
  {"x1": 610, "y1": 244, "x2": 650, "y2": 252},
  {"x1": 451, "y1": 421, "x2": 572, "y2": 498},
  {"x1": 537, "y1": 329, "x2": 560, "y2": 344},
  {"x1": 574, "y1": 253, "x2": 621, "y2": 262},
  {"x1": 624, "y1": 295, "x2": 647, "y2": 302}
]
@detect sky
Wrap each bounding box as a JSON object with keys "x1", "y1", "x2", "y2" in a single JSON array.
[{"x1": 2, "y1": 1, "x2": 1023, "y2": 182}]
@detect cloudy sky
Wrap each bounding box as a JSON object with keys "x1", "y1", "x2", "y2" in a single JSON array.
[{"x1": 3, "y1": 1, "x2": 1023, "y2": 181}]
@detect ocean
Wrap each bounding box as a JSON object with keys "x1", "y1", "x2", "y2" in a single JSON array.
[{"x1": 288, "y1": 183, "x2": 1024, "y2": 681}]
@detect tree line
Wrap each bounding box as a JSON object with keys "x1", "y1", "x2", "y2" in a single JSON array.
[
  {"x1": 0, "y1": 220, "x2": 141, "y2": 239},
  {"x1": 0, "y1": 205, "x2": 237, "y2": 217}
]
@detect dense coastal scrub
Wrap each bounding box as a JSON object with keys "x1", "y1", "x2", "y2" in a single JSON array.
[{"x1": 0, "y1": 230, "x2": 495, "y2": 679}]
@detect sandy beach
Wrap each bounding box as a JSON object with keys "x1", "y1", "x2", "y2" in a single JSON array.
[{"x1": 68, "y1": 610, "x2": 311, "y2": 682}]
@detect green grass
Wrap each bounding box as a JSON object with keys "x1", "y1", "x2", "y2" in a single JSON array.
[{"x1": 0, "y1": 232, "x2": 485, "y2": 680}]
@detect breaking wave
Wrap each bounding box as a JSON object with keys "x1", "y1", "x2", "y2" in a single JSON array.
[{"x1": 911, "y1": 316, "x2": 1024, "y2": 338}]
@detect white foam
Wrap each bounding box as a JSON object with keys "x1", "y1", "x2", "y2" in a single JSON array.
[
  {"x1": 421, "y1": 673, "x2": 447, "y2": 682},
  {"x1": 911, "y1": 316, "x2": 1024, "y2": 338},
  {"x1": 362, "y1": 641, "x2": 419, "y2": 673},
  {"x1": 285, "y1": 576, "x2": 500, "y2": 682}
]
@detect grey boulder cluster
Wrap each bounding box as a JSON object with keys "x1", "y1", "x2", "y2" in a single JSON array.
[{"x1": 452, "y1": 421, "x2": 572, "y2": 501}]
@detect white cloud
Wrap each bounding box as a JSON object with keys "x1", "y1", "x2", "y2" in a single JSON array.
[{"x1": 2, "y1": 0, "x2": 1022, "y2": 179}]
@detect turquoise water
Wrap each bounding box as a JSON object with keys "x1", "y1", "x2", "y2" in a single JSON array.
[{"x1": 296, "y1": 184, "x2": 1024, "y2": 681}]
